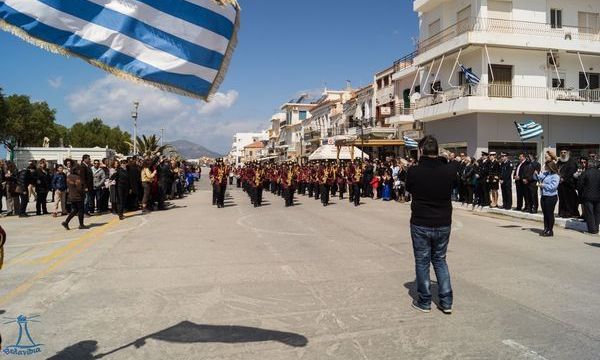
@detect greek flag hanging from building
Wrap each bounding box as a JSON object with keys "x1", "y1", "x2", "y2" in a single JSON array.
[
  {"x1": 403, "y1": 135, "x2": 419, "y2": 148},
  {"x1": 0, "y1": 0, "x2": 240, "y2": 100},
  {"x1": 515, "y1": 120, "x2": 544, "y2": 141},
  {"x1": 459, "y1": 64, "x2": 480, "y2": 84}
]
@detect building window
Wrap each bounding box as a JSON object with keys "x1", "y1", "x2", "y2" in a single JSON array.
[
  {"x1": 552, "y1": 77, "x2": 565, "y2": 88},
  {"x1": 579, "y1": 12, "x2": 599, "y2": 33},
  {"x1": 488, "y1": 1, "x2": 512, "y2": 20},
  {"x1": 430, "y1": 81, "x2": 442, "y2": 92},
  {"x1": 286, "y1": 111, "x2": 292, "y2": 124},
  {"x1": 429, "y1": 19, "x2": 441, "y2": 36},
  {"x1": 383, "y1": 77, "x2": 389, "y2": 87},
  {"x1": 580, "y1": 72, "x2": 599, "y2": 89},
  {"x1": 377, "y1": 79, "x2": 383, "y2": 89},
  {"x1": 550, "y1": 9, "x2": 562, "y2": 29},
  {"x1": 299, "y1": 110, "x2": 307, "y2": 120}
]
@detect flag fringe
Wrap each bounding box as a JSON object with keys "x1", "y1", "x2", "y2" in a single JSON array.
[
  {"x1": 206, "y1": 3, "x2": 240, "y2": 101},
  {"x1": 0, "y1": 1, "x2": 242, "y2": 101}
]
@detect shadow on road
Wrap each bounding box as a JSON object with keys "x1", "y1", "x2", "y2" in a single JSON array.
[
  {"x1": 86, "y1": 222, "x2": 108, "y2": 229},
  {"x1": 525, "y1": 228, "x2": 545, "y2": 235},
  {"x1": 404, "y1": 281, "x2": 440, "y2": 306},
  {"x1": 47, "y1": 321, "x2": 308, "y2": 359},
  {"x1": 585, "y1": 242, "x2": 600, "y2": 248},
  {"x1": 46, "y1": 340, "x2": 98, "y2": 360}
]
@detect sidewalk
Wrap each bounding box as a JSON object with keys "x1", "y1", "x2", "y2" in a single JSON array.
[{"x1": 452, "y1": 202, "x2": 589, "y2": 233}]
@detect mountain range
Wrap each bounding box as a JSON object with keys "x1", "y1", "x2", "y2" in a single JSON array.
[{"x1": 169, "y1": 139, "x2": 223, "y2": 159}]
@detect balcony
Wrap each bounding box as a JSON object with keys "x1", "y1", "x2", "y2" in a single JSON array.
[
  {"x1": 414, "y1": 83, "x2": 600, "y2": 120},
  {"x1": 385, "y1": 104, "x2": 415, "y2": 125},
  {"x1": 417, "y1": 17, "x2": 600, "y2": 56}
]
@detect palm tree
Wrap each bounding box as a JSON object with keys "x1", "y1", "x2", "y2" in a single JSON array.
[{"x1": 127, "y1": 134, "x2": 171, "y2": 157}]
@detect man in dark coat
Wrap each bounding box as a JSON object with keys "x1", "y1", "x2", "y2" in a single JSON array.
[
  {"x1": 157, "y1": 157, "x2": 171, "y2": 210},
  {"x1": 578, "y1": 160, "x2": 600, "y2": 234},
  {"x1": 557, "y1": 150, "x2": 580, "y2": 218},
  {"x1": 17, "y1": 162, "x2": 36, "y2": 217},
  {"x1": 80, "y1": 154, "x2": 94, "y2": 216},
  {"x1": 111, "y1": 159, "x2": 131, "y2": 220},
  {"x1": 513, "y1": 153, "x2": 529, "y2": 211},
  {"x1": 500, "y1": 152, "x2": 514, "y2": 210},
  {"x1": 35, "y1": 159, "x2": 52, "y2": 215}
]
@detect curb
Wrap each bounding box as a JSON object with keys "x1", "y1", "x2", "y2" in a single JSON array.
[{"x1": 451, "y1": 202, "x2": 589, "y2": 232}]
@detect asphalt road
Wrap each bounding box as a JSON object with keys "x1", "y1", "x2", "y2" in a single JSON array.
[{"x1": 1, "y1": 172, "x2": 599, "y2": 359}]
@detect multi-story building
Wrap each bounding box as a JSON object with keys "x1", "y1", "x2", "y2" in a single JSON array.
[
  {"x1": 229, "y1": 132, "x2": 268, "y2": 165},
  {"x1": 301, "y1": 90, "x2": 352, "y2": 161},
  {"x1": 403, "y1": 0, "x2": 600, "y2": 157},
  {"x1": 278, "y1": 94, "x2": 317, "y2": 161}
]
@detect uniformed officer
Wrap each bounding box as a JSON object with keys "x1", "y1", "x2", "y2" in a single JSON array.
[
  {"x1": 487, "y1": 152, "x2": 501, "y2": 207},
  {"x1": 500, "y1": 152, "x2": 514, "y2": 210}
]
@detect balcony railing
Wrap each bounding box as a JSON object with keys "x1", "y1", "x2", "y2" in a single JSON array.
[
  {"x1": 417, "y1": 17, "x2": 600, "y2": 54},
  {"x1": 416, "y1": 84, "x2": 600, "y2": 108},
  {"x1": 393, "y1": 51, "x2": 418, "y2": 72}
]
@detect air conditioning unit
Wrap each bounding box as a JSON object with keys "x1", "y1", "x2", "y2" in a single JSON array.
[{"x1": 547, "y1": 52, "x2": 560, "y2": 68}]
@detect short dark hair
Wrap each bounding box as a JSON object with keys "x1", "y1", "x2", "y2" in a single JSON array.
[
  {"x1": 419, "y1": 135, "x2": 439, "y2": 156},
  {"x1": 82, "y1": 154, "x2": 90, "y2": 161}
]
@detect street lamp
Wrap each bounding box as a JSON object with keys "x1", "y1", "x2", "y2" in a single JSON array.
[{"x1": 131, "y1": 101, "x2": 139, "y2": 155}]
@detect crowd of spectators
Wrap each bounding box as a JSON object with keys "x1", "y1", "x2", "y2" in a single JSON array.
[{"x1": 0, "y1": 155, "x2": 201, "y2": 229}]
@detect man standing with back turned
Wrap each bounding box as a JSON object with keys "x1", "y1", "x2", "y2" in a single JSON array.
[{"x1": 406, "y1": 135, "x2": 457, "y2": 314}]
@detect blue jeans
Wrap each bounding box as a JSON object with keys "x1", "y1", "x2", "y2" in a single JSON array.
[{"x1": 410, "y1": 224, "x2": 453, "y2": 309}]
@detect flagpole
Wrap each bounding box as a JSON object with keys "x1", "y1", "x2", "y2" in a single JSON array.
[{"x1": 514, "y1": 121, "x2": 527, "y2": 155}]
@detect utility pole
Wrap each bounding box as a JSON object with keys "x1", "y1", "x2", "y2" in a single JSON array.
[
  {"x1": 131, "y1": 101, "x2": 139, "y2": 155},
  {"x1": 160, "y1": 128, "x2": 164, "y2": 146}
]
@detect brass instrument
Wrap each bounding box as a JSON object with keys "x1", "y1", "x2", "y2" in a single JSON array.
[
  {"x1": 287, "y1": 169, "x2": 293, "y2": 187},
  {"x1": 354, "y1": 166, "x2": 362, "y2": 182},
  {"x1": 216, "y1": 166, "x2": 225, "y2": 183},
  {"x1": 254, "y1": 168, "x2": 262, "y2": 186},
  {"x1": 322, "y1": 168, "x2": 329, "y2": 183}
]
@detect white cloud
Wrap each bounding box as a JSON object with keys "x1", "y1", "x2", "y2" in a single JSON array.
[
  {"x1": 48, "y1": 76, "x2": 63, "y2": 89},
  {"x1": 66, "y1": 76, "x2": 254, "y2": 154},
  {"x1": 197, "y1": 90, "x2": 239, "y2": 115}
]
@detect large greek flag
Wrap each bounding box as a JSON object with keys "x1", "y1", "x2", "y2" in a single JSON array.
[
  {"x1": 0, "y1": 0, "x2": 240, "y2": 99},
  {"x1": 515, "y1": 120, "x2": 543, "y2": 141}
]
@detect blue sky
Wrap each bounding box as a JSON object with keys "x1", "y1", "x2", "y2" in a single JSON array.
[{"x1": 0, "y1": 0, "x2": 418, "y2": 154}]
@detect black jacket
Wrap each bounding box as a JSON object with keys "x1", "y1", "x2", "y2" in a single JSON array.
[
  {"x1": 406, "y1": 157, "x2": 458, "y2": 227},
  {"x1": 35, "y1": 168, "x2": 52, "y2": 193},
  {"x1": 578, "y1": 167, "x2": 600, "y2": 201},
  {"x1": 558, "y1": 158, "x2": 578, "y2": 186},
  {"x1": 111, "y1": 167, "x2": 131, "y2": 191}
]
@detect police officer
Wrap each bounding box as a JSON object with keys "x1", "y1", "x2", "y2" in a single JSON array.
[
  {"x1": 500, "y1": 152, "x2": 514, "y2": 210},
  {"x1": 487, "y1": 152, "x2": 501, "y2": 208}
]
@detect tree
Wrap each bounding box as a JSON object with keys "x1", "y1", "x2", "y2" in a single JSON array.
[
  {"x1": 126, "y1": 134, "x2": 172, "y2": 158},
  {"x1": 67, "y1": 118, "x2": 131, "y2": 154},
  {"x1": 1, "y1": 95, "x2": 59, "y2": 150},
  {"x1": 0, "y1": 88, "x2": 7, "y2": 146}
]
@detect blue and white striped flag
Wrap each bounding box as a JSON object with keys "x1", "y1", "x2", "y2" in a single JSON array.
[
  {"x1": 459, "y1": 64, "x2": 480, "y2": 84},
  {"x1": 515, "y1": 120, "x2": 543, "y2": 141},
  {"x1": 0, "y1": 0, "x2": 240, "y2": 100},
  {"x1": 403, "y1": 135, "x2": 419, "y2": 149}
]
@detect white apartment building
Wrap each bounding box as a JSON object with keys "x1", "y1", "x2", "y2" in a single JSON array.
[
  {"x1": 397, "y1": 0, "x2": 600, "y2": 157},
  {"x1": 301, "y1": 90, "x2": 352, "y2": 160},
  {"x1": 229, "y1": 131, "x2": 268, "y2": 165},
  {"x1": 278, "y1": 94, "x2": 317, "y2": 161}
]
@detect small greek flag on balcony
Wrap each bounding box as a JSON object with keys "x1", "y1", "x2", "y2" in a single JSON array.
[
  {"x1": 0, "y1": 0, "x2": 240, "y2": 100},
  {"x1": 459, "y1": 64, "x2": 480, "y2": 84},
  {"x1": 515, "y1": 120, "x2": 544, "y2": 141},
  {"x1": 403, "y1": 136, "x2": 419, "y2": 149}
]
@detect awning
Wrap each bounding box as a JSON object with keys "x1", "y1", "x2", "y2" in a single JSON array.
[
  {"x1": 335, "y1": 138, "x2": 406, "y2": 147},
  {"x1": 308, "y1": 145, "x2": 369, "y2": 161}
]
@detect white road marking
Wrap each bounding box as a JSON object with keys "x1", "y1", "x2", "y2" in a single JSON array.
[
  {"x1": 502, "y1": 339, "x2": 549, "y2": 360},
  {"x1": 106, "y1": 215, "x2": 149, "y2": 235}
]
